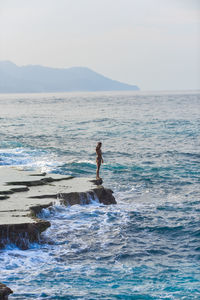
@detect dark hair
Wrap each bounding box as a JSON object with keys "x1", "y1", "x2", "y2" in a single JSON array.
[{"x1": 96, "y1": 142, "x2": 102, "y2": 150}]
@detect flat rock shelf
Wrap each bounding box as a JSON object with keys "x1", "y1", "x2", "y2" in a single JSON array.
[{"x1": 0, "y1": 167, "x2": 116, "y2": 250}]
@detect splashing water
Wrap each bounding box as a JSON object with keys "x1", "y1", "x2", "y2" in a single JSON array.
[{"x1": 0, "y1": 91, "x2": 200, "y2": 299}]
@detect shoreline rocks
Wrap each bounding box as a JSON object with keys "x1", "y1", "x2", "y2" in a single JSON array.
[
  {"x1": 0, "y1": 167, "x2": 116, "y2": 249},
  {"x1": 0, "y1": 283, "x2": 13, "y2": 300}
]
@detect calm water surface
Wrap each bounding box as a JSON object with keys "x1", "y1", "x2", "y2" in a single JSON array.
[{"x1": 0, "y1": 91, "x2": 200, "y2": 299}]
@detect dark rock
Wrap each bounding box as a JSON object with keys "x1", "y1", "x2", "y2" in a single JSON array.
[
  {"x1": 90, "y1": 178, "x2": 103, "y2": 185},
  {"x1": 59, "y1": 191, "x2": 95, "y2": 206},
  {"x1": 6, "y1": 175, "x2": 74, "y2": 187},
  {"x1": 0, "y1": 282, "x2": 13, "y2": 300},
  {"x1": 10, "y1": 186, "x2": 29, "y2": 192},
  {"x1": 94, "y1": 187, "x2": 117, "y2": 205},
  {"x1": 0, "y1": 220, "x2": 50, "y2": 249},
  {"x1": 60, "y1": 187, "x2": 116, "y2": 206},
  {"x1": 0, "y1": 196, "x2": 9, "y2": 201},
  {"x1": 30, "y1": 172, "x2": 47, "y2": 176},
  {"x1": 30, "y1": 203, "x2": 54, "y2": 215}
]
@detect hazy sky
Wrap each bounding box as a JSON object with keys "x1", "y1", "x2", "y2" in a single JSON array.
[{"x1": 0, "y1": 0, "x2": 199, "y2": 90}]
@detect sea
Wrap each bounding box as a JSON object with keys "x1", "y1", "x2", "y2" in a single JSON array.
[{"x1": 0, "y1": 91, "x2": 199, "y2": 299}]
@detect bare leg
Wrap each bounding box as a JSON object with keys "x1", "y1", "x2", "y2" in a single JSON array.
[{"x1": 96, "y1": 163, "x2": 101, "y2": 179}]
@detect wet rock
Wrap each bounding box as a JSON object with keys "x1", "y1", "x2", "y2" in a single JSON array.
[
  {"x1": 0, "y1": 282, "x2": 13, "y2": 300},
  {"x1": 0, "y1": 167, "x2": 116, "y2": 249},
  {"x1": 90, "y1": 178, "x2": 103, "y2": 185},
  {"x1": 94, "y1": 187, "x2": 117, "y2": 205},
  {"x1": 0, "y1": 219, "x2": 50, "y2": 249},
  {"x1": 60, "y1": 187, "x2": 116, "y2": 206}
]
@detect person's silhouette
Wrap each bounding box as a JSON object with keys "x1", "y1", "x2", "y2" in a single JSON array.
[{"x1": 96, "y1": 142, "x2": 103, "y2": 179}]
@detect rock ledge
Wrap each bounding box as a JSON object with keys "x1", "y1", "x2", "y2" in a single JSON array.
[{"x1": 0, "y1": 167, "x2": 116, "y2": 249}]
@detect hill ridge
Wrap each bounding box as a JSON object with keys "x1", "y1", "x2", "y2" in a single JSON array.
[{"x1": 0, "y1": 61, "x2": 139, "y2": 93}]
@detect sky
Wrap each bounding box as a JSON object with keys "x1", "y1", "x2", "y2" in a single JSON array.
[{"x1": 0, "y1": 0, "x2": 199, "y2": 91}]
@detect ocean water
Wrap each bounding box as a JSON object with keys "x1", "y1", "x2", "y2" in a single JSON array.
[{"x1": 0, "y1": 91, "x2": 200, "y2": 299}]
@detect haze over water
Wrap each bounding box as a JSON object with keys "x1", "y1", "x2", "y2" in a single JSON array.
[{"x1": 0, "y1": 91, "x2": 200, "y2": 299}]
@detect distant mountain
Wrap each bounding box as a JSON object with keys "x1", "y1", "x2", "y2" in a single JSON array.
[{"x1": 0, "y1": 61, "x2": 139, "y2": 93}]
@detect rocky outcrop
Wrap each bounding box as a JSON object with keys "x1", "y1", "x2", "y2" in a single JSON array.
[
  {"x1": 59, "y1": 188, "x2": 116, "y2": 206},
  {"x1": 93, "y1": 187, "x2": 116, "y2": 205},
  {"x1": 0, "y1": 283, "x2": 13, "y2": 300},
  {"x1": 0, "y1": 167, "x2": 116, "y2": 249},
  {"x1": 0, "y1": 220, "x2": 50, "y2": 249}
]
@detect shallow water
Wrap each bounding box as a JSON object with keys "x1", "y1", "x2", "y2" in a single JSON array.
[{"x1": 0, "y1": 91, "x2": 200, "y2": 299}]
